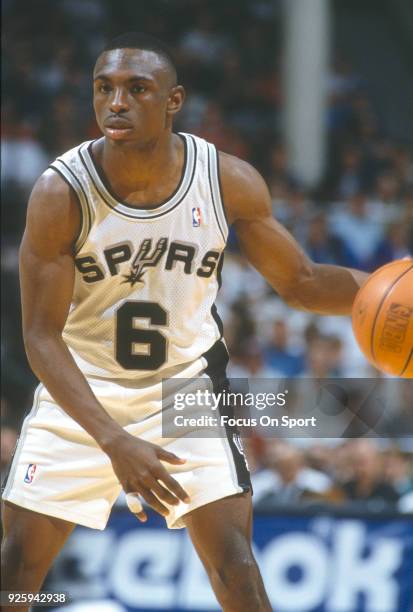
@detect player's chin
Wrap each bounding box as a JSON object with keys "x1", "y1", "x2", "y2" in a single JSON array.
[{"x1": 104, "y1": 127, "x2": 135, "y2": 141}]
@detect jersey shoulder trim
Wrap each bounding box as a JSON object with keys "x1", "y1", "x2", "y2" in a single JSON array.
[
  {"x1": 77, "y1": 135, "x2": 197, "y2": 220},
  {"x1": 206, "y1": 142, "x2": 229, "y2": 243},
  {"x1": 48, "y1": 158, "x2": 93, "y2": 253}
]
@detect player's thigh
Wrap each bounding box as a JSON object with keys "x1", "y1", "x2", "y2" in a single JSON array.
[
  {"x1": 184, "y1": 491, "x2": 254, "y2": 571},
  {"x1": 1, "y1": 501, "x2": 76, "y2": 588}
]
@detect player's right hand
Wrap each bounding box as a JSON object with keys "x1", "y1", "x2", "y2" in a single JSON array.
[{"x1": 104, "y1": 432, "x2": 190, "y2": 521}]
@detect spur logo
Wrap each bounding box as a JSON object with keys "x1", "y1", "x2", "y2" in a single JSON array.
[{"x1": 75, "y1": 237, "x2": 222, "y2": 286}]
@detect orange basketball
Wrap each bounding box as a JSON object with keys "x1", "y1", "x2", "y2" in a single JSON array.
[{"x1": 352, "y1": 259, "x2": 413, "y2": 377}]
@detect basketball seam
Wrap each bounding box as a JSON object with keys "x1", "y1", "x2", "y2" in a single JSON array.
[
  {"x1": 400, "y1": 347, "x2": 413, "y2": 377},
  {"x1": 369, "y1": 264, "x2": 413, "y2": 372}
]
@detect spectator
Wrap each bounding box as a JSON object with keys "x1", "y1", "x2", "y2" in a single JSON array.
[
  {"x1": 342, "y1": 440, "x2": 400, "y2": 510},
  {"x1": 336, "y1": 146, "x2": 366, "y2": 200},
  {"x1": 1, "y1": 124, "x2": 49, "y2": 193},
  {"x1": 179, "y1": 11, "x2": 230, "y2": 67},
  {"x1": 263, "y1": 319, "x2": 305, "y2": 377},
  {"x1": 274, "y1": 182, "x2": 313, "y2": 244},
  {"x1": 302, "y1": 334, "x2": 345, "y2": 378},
  {"x1": 369, "y1": 221, "x2": 412, "y2": 269},
  {"x1": 330, "y1": 192, "x2": 384, "y2": 269},
  {"x1": 330, "y1": 441, "x2": 356, "y2": 486},
  {"x1": 266, "y1": 143, "x2": 295, "y2": 202},
  {"x1": 304, "y1": 213, "x2": 358, "y2": 268},
  {"x1": 195, "y1": 101, "x2": 250, "y2": 158},
  {"x1": 228, "y1": 339, "x2": 280, "y2": 379},
  {"x1": 398, "y1": 491, "x2": 413, "y2": 513},
  {"x1": 253, "y1": 442, "x2": 341, "y2": 509},
  {"x1": 1, "y1": 424, "x2": 18, "y2": 484},
  {"x1": 370, "y1": 172, "x2": 403, "y2": 223},
  {"x1": 382, "y1": 449, "x2": 413, "y2": 497}
]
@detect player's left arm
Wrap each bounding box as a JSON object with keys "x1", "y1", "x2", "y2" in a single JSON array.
[{"x1": 219, "y1": 152, "x2": 368, "y2": 315}]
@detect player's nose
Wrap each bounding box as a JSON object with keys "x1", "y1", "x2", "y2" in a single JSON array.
[{"x1": 109, "y1": 88, "x2": 129, "y2": 114}]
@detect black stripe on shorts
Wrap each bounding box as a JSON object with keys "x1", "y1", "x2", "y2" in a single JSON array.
[{"x1": 202, "y1": 340, "x2": 252, "y2": 493}]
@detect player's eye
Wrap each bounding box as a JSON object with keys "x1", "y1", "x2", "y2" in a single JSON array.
[
  {"x1": 131, "y1": 84, "x2": 146, "y2": 94},
  {"x1": 98, "y1": 84, "x2": 112, "y2": 94}
]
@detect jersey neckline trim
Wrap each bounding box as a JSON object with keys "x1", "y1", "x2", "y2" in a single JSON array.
[{"x1": 78, "y1": 133, "x2": 196, "y2": 220}]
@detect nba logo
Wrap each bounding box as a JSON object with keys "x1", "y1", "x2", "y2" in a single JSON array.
[
  {"x1": 192, "y1": 207, "x2": 202, "y2": 227},
  {"x1": 24, "y1": 464, "x2": 37, "y2": 484}
]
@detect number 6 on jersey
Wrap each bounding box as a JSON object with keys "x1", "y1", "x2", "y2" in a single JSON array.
[{"x1": 115, "y1": 301, "x2": 168, "y2": 370}]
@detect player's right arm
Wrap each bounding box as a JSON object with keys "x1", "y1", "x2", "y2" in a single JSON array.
[{"x1": 19, "y1": 170, "x2": 189, "y2": 520}]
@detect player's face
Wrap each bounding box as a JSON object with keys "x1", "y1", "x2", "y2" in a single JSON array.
[{"x1": 93, "y1": 49, "x2": 183, "y2": 144}]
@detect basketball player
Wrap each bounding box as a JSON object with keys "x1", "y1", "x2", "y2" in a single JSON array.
[{"x1": 1, "y1": 33, "x2": 367, "y2": 611}]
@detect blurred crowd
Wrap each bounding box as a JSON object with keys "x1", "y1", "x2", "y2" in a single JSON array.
[
  {"x1": 2, "y1": 0, "x2": 412, "y2": 510},
  {"x1": 247, "y1": 438, "x2": 413, "y2": 514}
]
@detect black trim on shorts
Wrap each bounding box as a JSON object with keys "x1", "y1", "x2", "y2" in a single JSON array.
[
  {"x1": 211, "y1": 304, "x2": 224, "y2": 338},
  {"x1": 209, "y1": 253, "x2": 225, "y2": 339},
  {"x1": 202, "y1": 339, "x2": 229, "y2": 382},
  {"x1": 202, "y1": 340, "x2": 252, "y2": 494}
]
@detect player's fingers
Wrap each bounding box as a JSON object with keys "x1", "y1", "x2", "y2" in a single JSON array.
[
  {"x1": 156, "y1": 447, "x2": 186, "y2": 465},
  {"x1": 135, "y1": 510, "x2": 148, "y2": 522},
  {"x1": 151, "y1": 480, "x2": 181, "y2": 506},
  {"x1": 125, "y1": 492, "x2": 147, "y2": 522},
  {"x1": 157, "y1": 468, "x2": 190, "y2": 503},
  {"x1": 140, "y1": 488, "x2": 170, "y2": 517}
]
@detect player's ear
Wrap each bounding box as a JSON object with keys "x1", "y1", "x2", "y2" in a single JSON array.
[{"x1": 167, "y1": 85, "x2": 185, "y2": 116}]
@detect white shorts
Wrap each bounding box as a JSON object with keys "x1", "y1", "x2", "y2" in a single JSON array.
[{"x1": 2, "y1": 355, "x2": 250, "y2": 530}]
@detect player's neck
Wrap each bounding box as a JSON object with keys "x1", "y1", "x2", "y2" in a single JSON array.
[{"x1": 94, "y1": 131, "x2": 183, "y2": 204}]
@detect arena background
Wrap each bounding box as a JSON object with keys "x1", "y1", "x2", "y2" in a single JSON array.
[{"x1": 1, "y1": 1, "x2": 413, "y2": 611}]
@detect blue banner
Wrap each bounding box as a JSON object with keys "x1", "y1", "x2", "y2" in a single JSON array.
[{"x1": 49, "y1": 510, "x2": 413, "y2": 612}]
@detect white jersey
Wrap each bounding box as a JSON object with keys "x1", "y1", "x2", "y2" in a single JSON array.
[{"x1": 50, "y1": 133, "x2": 229, "y2": 380}]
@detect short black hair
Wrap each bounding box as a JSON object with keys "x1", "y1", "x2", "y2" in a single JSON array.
[{"x1": 99, "y1": 32, "x2": 177, "y2": 83}]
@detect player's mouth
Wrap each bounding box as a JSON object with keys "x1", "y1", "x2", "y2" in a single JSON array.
[{"x1": 104, "y1": 118, "x2": 134, "y2": 139}]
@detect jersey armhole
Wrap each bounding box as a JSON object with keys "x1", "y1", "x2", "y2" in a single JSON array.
[
  {"x1": 48, "y1": 161, "x2": 93, "y2": 253},
  {"x1": 207, "y1": 144, "x2": 229, "y2": 243}
]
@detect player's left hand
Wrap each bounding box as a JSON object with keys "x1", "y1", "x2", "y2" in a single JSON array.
[{"x1": 104, "y1": 431, "x2": 190, "y2": 521}]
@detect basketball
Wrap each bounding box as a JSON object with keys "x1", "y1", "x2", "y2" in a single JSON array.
[{"x1": 352, "y1": 259, "x2": 413, "y2": 377}]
